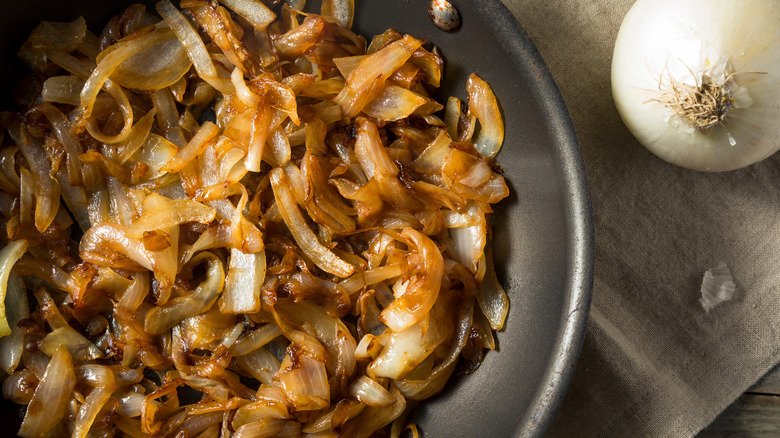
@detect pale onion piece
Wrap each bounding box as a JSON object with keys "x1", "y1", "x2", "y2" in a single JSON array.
[
  {"x1": 38, "y1": 326, "x2": 104, "y2": 362},
  {"x1": 144, "y1": 253, "x2": 225, "y2": 334},
  {"x1": 117, "y1": 392, "x2": 146, "y2": 417},
  {"x1": 442, "y1": 206, "x2": 483, "y2": 229},
  {"x1": 179, "y1": 224, "x2": 232, "y2": 266},
  {"x1": 86, "y1": 81, "x2": 134, "y2": 144},
  {"x1": 300, "y1": 77, "x2": 345, "y2": 99},
  {"x1": 394, "y1": 299, "x2": 473, "y2": 400},
  {"x1": 233, "y1": 419, "x2": 301, "y2": 438},
  {"x1": 321, "y1": 0, "x2": 355, "y2": 29},
  {"x1": 274, "y1": 299, "x2": 357, "y2": 378},
  {"x1": 700, "y1": 262, "x2": 736, "y2": 313},
  {"x1": 235, "y1": 348, "x2": 281, "y2": 386},
  {"x1": 409, "y1": 48, "x2": 444, "y2": 87},
  {"x1": 18, "y1": 346, "x2": 75, "y2": 438},
  {"x1": 274, "y1": 16, "x2": 325, "y2": 59},
  {"x1": 612, "y1": 0, "x2": 780, "y2": 171},
  {"x1": 117, "y1": 108, "x2": 157, "y2": 164},
  {"x1": 32, "y1": 103, "x2": 84, "y2": 185},
  {"x1": 448, "y1": 206, "x2": 487, "y2": 274},
  {"x1": 73, "y1": 387, "x2": 115, "y2": 438},
  {"x1": 348, "y1": 375, "x2": 395, "y2": 407},
  {"x1": 44, "y1": 49, "x2": 91, "y2": 79},
  {"x1": 269, "y1": 126, "x2": 292, "y2": 166},
  {"x1": 270, "y1": 167, "x2": 355, "y2": 277},
  {"x1": 57, "y1": 170, "x2": 91, "y2": 231},
  {"x1": 107, "y1": 178, "x2": 136, "y2": 228},
  {"x1": 467, "y1": 73, "x2": 504, "y2": 159},
  {"x1": 19, "y1": 144, "x2": 60, "y2": 233},
  {"x1": 232, "y1": 68, "x2": 261, "y2": 107},
  {"x1": 77, "y1": 27, "x2": 172, "y2": 128},
  {"x1": 477, "y1": 243, "x2": 509, "y2": 330},
  {"x1": 3, "y1": 368, "x2": 37, "y2": 405},
  {"x1": 41, "y1": 75, "x2": 84, "y2": 105},
  {"x1": 23, "y1": 16, "x2": 86, "y2": 52},
  {"x1": 338, "y1": 265, "x2": 404, "y2": 296},
  {"x1": 355, "y1": 117, "x2": 399, "y2": 179},
  {"x1": 0, "y1": 275, "x2": 27, "y2": 373},
  {"x1": 218, "y1": 0, "x2": 276, "y2": 31},
  {"x1": 333, "y1": 55, "x2": 365, "y2": 78},
  {"x1": 444, "y1": 96, "x2": 461, "y2": 140},
  {"x1": 157, "y1": 0, "x2": 234, "y2": 94},
  {"x1": 110, "y1": 33, "x2": 192, "y2": 91},
  {"x1": 412, "y1": 130, "x2": 451, "y2": 174},
  {"x1": 232, "y1": 400, "x2": 292, "y2": 430},
  {"x1": 219, "y1": 248, "x2": 266, "y2": 314},
  {"x1": 472, "y1": 304, "x2": 496, "y2": 350},
  {"x1": 458, "y1": 159, "x2": 493, "y2": 188},
  {"x1": 232, "y1": 323, "x2": 282, "y2": 357},
  {"x1": 138, "y1": 133, "x2": 179, "y2": 178},
  {"x1": 367, "y1": 316, "x2": 446, "y2": 380},
  {"x1": 355, "y1": 333, "x2": 385, "y2": 361},
  {"x1": 306, "y1": 401, "x2": 367, "y2": 434},
  {"x1": 20, "y1": 166, "x2": 60, "y2": 234},
  {"x1": 338, "y1": 386, "x2": 406, "y2": 438},
  {"x1": 161, "y1": 121, "x2": 221, "y2": 173},
  {"x1": 186, "y1": 3, "x2": 257, "y2": 76},
  {"x1": 334, "y1": 35, "x2": 424, "y2": 118},
  {"x1": 18, "y1": 17, "x2": 86, "y2": 72},
  {"x1": 362, "y1": 85, "x2": 429, "y2": 122},
  {"x1": 152, "y1": 87, "x2": 186, "y2": 147},
  {"x1": 80, "y1": 224, "x2": 166, "y2": 282},
  {"x1": 126, "y1": 197, "x2": 216, "y2": 239},
  {"x1": 379, "y1": 228, "x2": 444, "y2": 333},
  {"x1": 278, "y1": 354, "x2": 330, "y2": 411},
  {"x1": 245, "y1": 104, "x2": 271, "y2": 172},
  {"x1": 0, "y1": 240, "x2": 29, "y2": 337}
]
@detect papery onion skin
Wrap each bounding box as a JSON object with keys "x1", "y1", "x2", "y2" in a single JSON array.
[{"x1": 612, "y1": 0, "x2": 780, "y2": 171}]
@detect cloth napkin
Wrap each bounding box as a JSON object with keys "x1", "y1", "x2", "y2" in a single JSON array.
[{"x1": 499, "y1": 0, "x2": 780, "y2": 436}]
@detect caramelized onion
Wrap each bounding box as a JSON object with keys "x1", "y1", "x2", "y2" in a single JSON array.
[
  {"x1": 18, "y1": 346, "x2": 76, "y2": 438},
  {"x1": 0, "y1": 2, "x2": 511, "y2": 437}
]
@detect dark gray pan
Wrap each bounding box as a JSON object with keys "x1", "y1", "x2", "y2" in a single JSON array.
[{"x1": 0, "y1": 1, "x2": 593, "y2": 436}]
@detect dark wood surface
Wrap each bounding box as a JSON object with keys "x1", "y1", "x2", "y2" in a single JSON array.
[{"x1": 698, "y1": 365, "x2": 780, "y2": 437}]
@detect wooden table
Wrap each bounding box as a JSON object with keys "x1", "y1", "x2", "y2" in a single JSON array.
[{"x1": 698, "y1": 365, "x2": 780, "y2": 436}]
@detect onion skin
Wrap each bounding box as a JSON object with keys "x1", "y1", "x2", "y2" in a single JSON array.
[{"x1": 612, "y1": 0, "x2": 780, "y2": 171}]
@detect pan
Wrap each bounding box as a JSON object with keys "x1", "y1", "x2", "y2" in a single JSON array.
[{"x1": 0, "y1": 1, "x2": 593, "y2": 436}]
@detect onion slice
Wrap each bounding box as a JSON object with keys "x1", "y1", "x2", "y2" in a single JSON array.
[
  {"x1": 467, "y1": 73, "x2": 504, "y2": 158},
  {"x1": 219, "y1": 248, "x2": 266, "y2": 314},
  {"x1": 0, "y1": 240, "x2": 29, "y2": 337},
  {"x1": 270, "y1": 167, "x2": 355, "y2": 278},
  {"x1": 144, "y1": 252, "x2": 225, "y2": 334},
  {"x1": 156, "y1": 0, "x2": 234, "y2": 94},
  {"x1": 476, "y1": 242, "x2": 509, "y2": 330},
  {"x1": 218, "y1": 0, "x2": 276, "y2": 31},
  {"x1": 0, "y1": 275, "x2": 27, "y2": 373},
  {"x1": 378, "y1": 228, "x2": 444, "y2": 333},
  {"x1": 334, "y1": 35, "x2": 424, "y2": 118},
  {"x1": 18, "y1": 346, "x2": 76, "y2": 438},
  {"x1": 321, "y1": 0, "x2": 355, "y2": 29}
]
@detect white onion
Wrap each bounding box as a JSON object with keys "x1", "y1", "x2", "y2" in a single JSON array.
[{"x1": 612, "y1": 0, "x2": 780, "y2": 171}]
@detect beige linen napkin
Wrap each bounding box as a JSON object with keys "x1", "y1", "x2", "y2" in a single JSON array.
[{"x1": 499, "y1": 0, "x2": 780, "y2": 436}]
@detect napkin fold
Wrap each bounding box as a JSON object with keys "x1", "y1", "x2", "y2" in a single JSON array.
[{"x1": 500, "y1": 0, "x2": 780, "y2": 436}]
